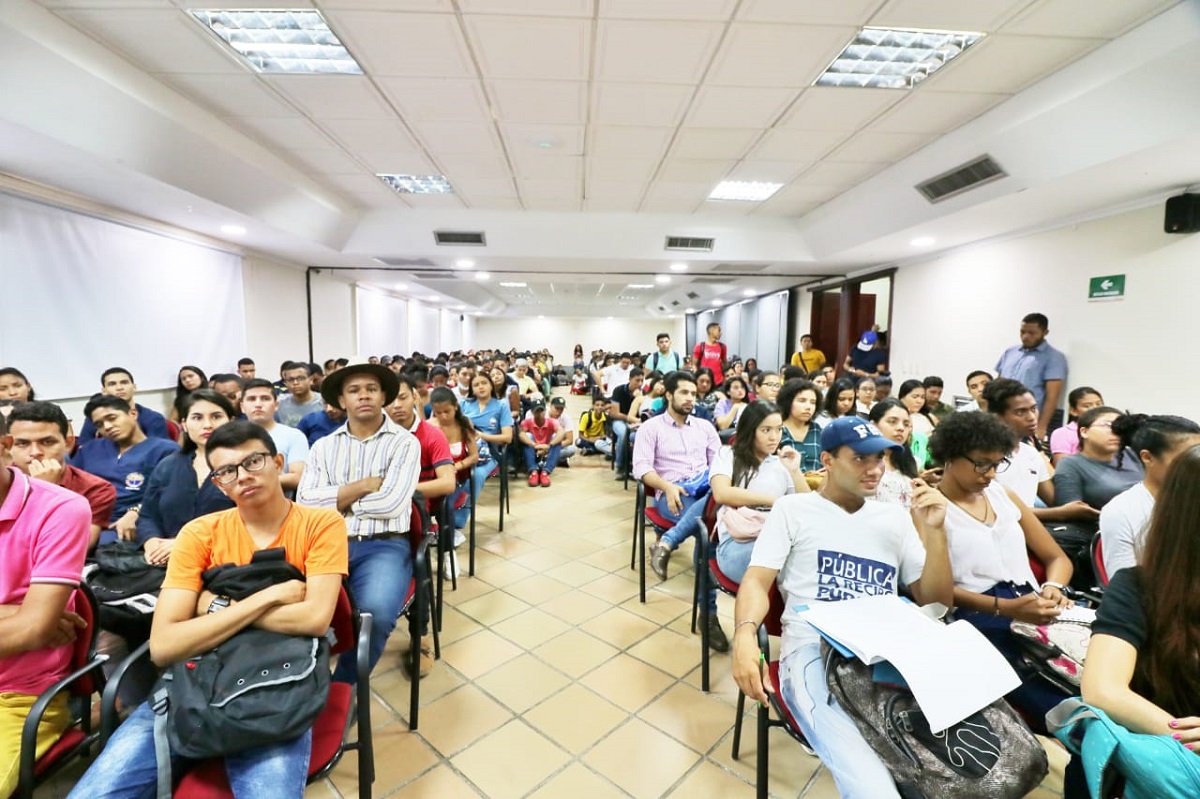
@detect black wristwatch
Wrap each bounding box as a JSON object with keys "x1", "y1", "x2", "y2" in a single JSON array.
[{"x1": 207, "y1": 596, "x2": 231, "y2": 614}]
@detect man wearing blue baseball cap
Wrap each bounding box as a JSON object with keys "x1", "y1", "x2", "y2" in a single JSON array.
[
  {"x1": 729, "y1": 416, "x2": 954, "y2": 798},
  {"x1": 843, "y1": 329, "x2": 889, "y2": 380}
]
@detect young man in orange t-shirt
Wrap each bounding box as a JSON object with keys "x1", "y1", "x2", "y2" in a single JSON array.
[{"x1": 70, "y1": 421, "x2": 348, "y2": 799}]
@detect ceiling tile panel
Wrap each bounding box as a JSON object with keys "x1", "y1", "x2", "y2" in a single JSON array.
[
  {"x1": 749, "y1": 128, "x2": 848, "y2": 161},
  {"x1": 40, "y1": 0, "x2": 176, "y2": 7},
  {"x1": 329, "y1": 11, "x2": 475, "y2": 77},
  {"x1": 458, "y1": 0, "x2": 592, "y2": 16},
  {"x1": 490, "y1": 81, "x2": 587, "y2": 124},
  {"x1": 286, "y1": 147, "x2": 363, "y2": 174},
  {"x1": 356, "y1": 151, "x2": 438, "y2": 174},
  {"x1": 160, "y1": 74, "x2": 294, "y2": 118},
  {"x1": 320, "y1": 174, "x2": 406, "y2": 206},
  {"x1": 782, "y1": 86, "x2": 902, "y2": 132},
  {"x1": 641, "y1": 197, "x2": 702, "y2": 213},
  {"x1": 922, "y1": 34, "x2": 1103, "y2": 93},
  {"x1": 585, "y1": 181, "x2": 647, "y2": 201},
  {"x1": 591, "y1": 83, "x2": 695, "y2": 127},
  {"x1": 657, "y1": 159, "x2": 736, "y2": 183},
  {"x1": 870, "y1": 0, "x2": 1031, "y2": 31},
  {"x1": 586, "y1": 159, "x2": 659, "y2": 183},
  {"x1": 409, "y1": 121, "x2": 504, "y2": 155},
  {"x1": 799, "y1": 160, "x2": 888, "y2": 187},
  {"x1": 644, "y1": 182, "x2": 713, "y2": 201},
  {"x1": 435, "y1": 153, "x2": 512, "y2": 179},
  {"x1": 524, "y1": 197, "x2": 582, "y2": 211},
  {"x1": 706, "y1": 23, "x2": 855, "y2": 87},
  {"x1": 596, "y1": 20, "x2": 725, "y2": 84},
  {"x1": 320, "y1": 0, "x2": 452, "y2": 9},
  {"x1": 378, "y1": 78, "x2": 492, "y2": 122},
  {"x1": 1003, "y1": 0, "x2": 1177, "y2": 39},
  {"x1": 685, "y1": 86, "x2": 797, "y2": 129},
  {"x1": 753, "y1": 197, "x2": 820, "y2": 216},
  {"x1": 726, "y1": 160, "x2": 809, "y2": 182},
  {"x1": 588, "y1": 126, "x2": 675, "y2": 160},
  {"x1": 508, "y1": 153, "x2": 583, "y2": 180},
  {"x1": 232, "y1": 116, "x2": 334, "y2": 150},
  {"x1": 266, "y1": 75, "x2": 396, "y2": 120},
  {"x1": 695, "y1": 200, "x2": 756, "y2": 215},
  {"x1": 499, "y1": 123, "x2": 585, "y2": 155},
  {"x1": 737, "y1": 0, "x2": 882, "y2": 25},
  {"x1": 870, "y1": 91, "x2": 1008, "y2": 134},
  {"x1": 59, "y1": 9, "x2": 244, "y2": 74},
  {"x1": 320, "y1": 119, "x2": 420, "y2": 152},
  {"x1": 585, "y1": 197, "x2": 642, "y2": 212},
  {"x1": 399, "y1": 193, "x2": 465, "y2": 209},
  {"x1": 599, "y1": 0, "x2": 739, "y2": 21},
  {"x1": 669, "y1": 128, "x2": 762, "y2": 160},
  {"x1": 451, "y1": 177, "x2": 518, "y2": 197},
  {"x1": 467, "y1": 16, "x2": 591, "y2": 80},
  {"x1": 518, "y1": 177, "x2": 581, "y2": 199},
  {"x1": 830, "y1": 130, "x2": 932, "y2": 161},
  {"x1": 768, "y1": 182, "x2": 844, "y2": 204},
  {"x1": 467, "y1": 196, "x2": 524, "y2": 209}
]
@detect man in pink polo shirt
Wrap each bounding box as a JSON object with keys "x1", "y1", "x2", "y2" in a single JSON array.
[{"x1": 0, "y1": 433, "x2": 91, "y2": 796}]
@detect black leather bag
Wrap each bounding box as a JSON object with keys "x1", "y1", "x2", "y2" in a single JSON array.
[{"x1": 87, "y1": 541, "x2": 166, "y2": 641}]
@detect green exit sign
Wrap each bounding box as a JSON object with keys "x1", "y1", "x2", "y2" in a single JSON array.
[{"x1": 1088, "y1": 274, "x2": 1125, "y2": 301}]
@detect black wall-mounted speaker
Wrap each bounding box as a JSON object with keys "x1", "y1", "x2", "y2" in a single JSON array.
[{"x1": 1165, "y1": 193, "x2": 1200, "y2": 233}]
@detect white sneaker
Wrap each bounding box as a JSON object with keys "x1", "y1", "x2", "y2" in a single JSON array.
[
  {"x1": 452, "y1": 529, "x2": 466, "y2": 548},
  {"x1": 443, "y1": 550, "x2": 459, "y2": 581}
]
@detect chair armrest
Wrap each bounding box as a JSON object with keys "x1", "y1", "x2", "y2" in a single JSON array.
[
  {"x1": 756, "y1": 623, "x2": 769, "y2": 658},
  {"x1": 355, "y1": 612, "x2": 373, "y2": 732},
  {"x1": 100, "y1": 640, "x2": 151, "y2": 745},
  {"x1": 20, "y1": 654, "x2": 109, "y2": 787}
]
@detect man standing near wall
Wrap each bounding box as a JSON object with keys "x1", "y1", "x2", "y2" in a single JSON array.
[
  {"x1": 648, "y1": 333, "x2": 683, "y2": 374},
  {"x1": 790, "y1": 334, "x2": 826, "y2": 374},
  {"x1": 693, "y1": 323, "x2": 727, "y2": 387},
  {"x1": 996, "y1": 313, "x2": 1067, "y2": 441}
]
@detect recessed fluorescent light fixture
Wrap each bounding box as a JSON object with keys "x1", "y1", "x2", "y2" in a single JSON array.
[
  {"x1": 708, "y1": 181, "x2": 783, "y2": 202},
  {"x1": 655, "y1": 275, "x2": 671, "y2": 284},
  {"x1": 475, "y1": 272, "x2": 490, "y2": 281},
  {"x1": 454, "y1": 259, "x2": 475, "y2": 269},
  {"x1": 711, "y1": 299, "x2": 725, "y2": 306},
  {"x1": 499, "y1": 281, "x2": 527, "y2": 288},
  {"x1": 742, "y1": 289, "x2": 756, "y2": 297},
  {"x1": 392, "y1": 283, "x2": 407, "y2": 291},
  {"x1": 911, "y1": 236, "x2": 936, "y2": 247},
  {"x1": 190, "y1": 10, "x2": 363, "y2": 74},
  {"x1": 685, "y1": 307, "x2": 696, "y2": 314},
  {"x1": 626, "y1": 284, "x2": 654, "y2": 289},
  {"x1": 377, "y1": 174, "x2": 453, "y2": 195},
  {"x1": 670, "y1": 262, "x2": 689, "y2": 272},
  {"x1": 537, "y1": 315, "x2": 546, "y2": 319},
  {"x1": 815, "y1": 27, "x2": 984, "y2": 90},
  {"x1": 220, "y1": 224, "x2": 246, "y2": 235}
]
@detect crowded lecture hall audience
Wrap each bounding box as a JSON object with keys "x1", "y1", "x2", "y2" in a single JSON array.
[{"x1": 1, "y1": 314, "x2": 1195, "y2": 799}]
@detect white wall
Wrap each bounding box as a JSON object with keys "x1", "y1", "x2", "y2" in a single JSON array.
[
  {"x1": 242, "y1": 256, "x2": 309, "y2": 372},
  {"x1": 473, "y1": 317, "x2": 687, "y2": 364},
  {"x1": 890, "y1": 204, "x2": 1197, "y2": 416},
  {"x1": 355, "y1": 286, "x2": 407, "y2": 359}
]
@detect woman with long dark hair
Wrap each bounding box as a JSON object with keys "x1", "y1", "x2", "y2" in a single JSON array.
[
  {"x1": 710, "y1": 400, "x2": 807, "y2": 583},
  {"x1": 815, "y1": 377, "x2": 856, "y2": 426},
  {"x1": 714, "y1": 376, "x2": 751, "y2": 434},
  {"x1": 169, "y1": 365, "x2": 208, "y2": 424},
  {"x1": 777, "y1": 379, "x2": 823, "y2": 473},
  {"x1": 1049, "y1": 386, "x2": 1105, "y2": 466},
  {"x1": 1074, "y1": 444, "x2": 1200, "y2": 794},
  {"x1": 898, "y1": 379, "x2": 935, "y2": 437},
  {"x1": 694, "y1": 368, "x2": 724, "y2": 416},
  {"x1": 429, "y1": 387, "x2": 481, "y2": 532},
  {"x1": 460, "y1": 374, "x2": 511, "y2": 515},
  {"x1": 1099, "y1": 414, "x2": 1200, "y2": 576},
  {"x1": 868, "y1": 399, "x2": 920, "y2": 508}
]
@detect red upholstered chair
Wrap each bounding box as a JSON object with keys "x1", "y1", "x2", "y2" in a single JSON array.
[
  {"x1": 16, "y1": 584, "x2": 108, "y2": 798},
  {"x1": 1091, "y1": 532, "x2": 1109, "y2": 589},
  {"x1": 631, "y1": 479, "x2": 676, "y2": 604},
  {"x1": 694, "y1": 496, "x2": 740, "y2": 692},
  {"x1": 731, "y1": 583, "x2": 815, "y2": 799},
  {"x1": 165, "y1": 420, "x2": 182, "y2": 444},
  {"x1": 169, "y1": 585, "x2": 375, "y2": 799}
]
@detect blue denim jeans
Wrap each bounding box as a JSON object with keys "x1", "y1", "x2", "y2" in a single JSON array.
[
  {"x1": 68, "y1": 701, "x2": 312, "y2": 799},
  {"x1": 612, "y1": 421, "x2": 633, "y2": 473},
  {"x1": 715, "y1": 536, "x2": 755, "y2": 584},
  {"x1": 334, "y1": 537, "x2": 414, "y2": 683},
  {"x1": 453, "y1": 460, "x2": 493, "y2": 529},
  {"x1": 523, "y1": 443, "x2": 562, "y2": 474},
  {"x1": 778, "y1": 642, "x2": 901, "y2": 799},
  {"x1": 655, "y1": 494, "x2": 716, "y2": 613}
]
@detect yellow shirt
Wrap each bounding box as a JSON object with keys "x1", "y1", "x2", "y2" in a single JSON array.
[
  {"x1": 791, "y1": 349, "x2": 826, "y2": 373},
  {"x1": 579, "y1": 410, "x2": 607, "y2": 439}
]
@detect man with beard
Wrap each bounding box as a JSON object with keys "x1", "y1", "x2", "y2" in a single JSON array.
[{"x1": 632, "y1": 371, "x2": 725, "y2": 651}]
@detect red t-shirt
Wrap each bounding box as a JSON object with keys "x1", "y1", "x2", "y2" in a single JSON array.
[
  {"x1": 520, "y1": 417, "x2": 559, "y2": 446},
  {"x1": 410, "y1": 419, "x2": 454, "y2": 479},
  {"x1": 693, "y1": 341, "x2": 726, "y2": 384},
  {"x1": 60, "y1": 465, "x2": 117, "y2": 531}
]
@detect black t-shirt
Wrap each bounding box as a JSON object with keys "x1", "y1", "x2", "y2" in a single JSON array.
[
  {"x1": 1092, "y1": 566, "x2": 1146, "y2": 649},
  {"x1": 611, "y1": 384, "x2": 636, "y2": 415}
]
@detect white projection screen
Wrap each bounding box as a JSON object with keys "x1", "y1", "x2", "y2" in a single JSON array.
[{"x1": 0, "y1": 193, "x2": 246, "y2": 399}]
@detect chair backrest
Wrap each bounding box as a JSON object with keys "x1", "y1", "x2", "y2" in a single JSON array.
[
  {"x1": 761, "y1": 582, "x2": 787, "y2": 638},
  {"x1": 1091, "y1": 532, "x2": 1109, "y2": 586},
  {"x1": 328, "y1": 585, "x2": 354, "y2": 657},
  {"x1": 166, "y1": 419, "x2": 182, "y2": 443},
  {"x1": 71, "y1": 583, "x2": 103, "y2": 697},
  {"x1": 702, "y1": 496, "x2": 720, "y2": 546},
  {"x1": 1027, "y1": 551, "x2": 1047, "y2": 584},
  {"x1": 408, "y1": 492, "x2": 431, "y2": 552}
]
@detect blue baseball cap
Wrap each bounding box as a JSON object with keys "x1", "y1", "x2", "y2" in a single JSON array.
[
  {"x1": 820, "y1": 417, "x2": 902, "y2": 455},
  {"x1": 856, "y1": 330, "x2": 878, "y2": 351}
]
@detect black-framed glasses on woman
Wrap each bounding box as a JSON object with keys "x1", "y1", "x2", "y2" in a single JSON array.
[
  {"x1": 210, "y1": 451, "x2": 272, "y2": 485},
  {"x1": 964, "y1": 456, "x2": 1011, "y2": 475}
]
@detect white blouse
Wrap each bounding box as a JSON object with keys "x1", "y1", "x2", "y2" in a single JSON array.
[{"x1": 944, "y1": 483, "x2": 1039, "y2": 594}]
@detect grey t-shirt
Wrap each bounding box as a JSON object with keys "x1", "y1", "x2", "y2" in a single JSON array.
[{"x1": 1052, "y1": 449, "x2": 1144, "y2": 511}]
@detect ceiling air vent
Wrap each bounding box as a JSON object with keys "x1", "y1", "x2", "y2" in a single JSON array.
[
  {"x1": 413, "y1": 271, "x2": 457, "y2": 279},
  {"x1": 916, "y1": 155, "x2": 1006, "y2": 203},
  {"x1": 671, "y1": 300, "x2": 680, "y2": 307},
  {"x1": 686, "y1": 291, "x2": 700, "y2": 300},
  {"x1": 433, "y1": 230, "x2": 487, "y2": 246},
  {"x1": 665, "y1": 236, "x2": 714, "y2": 252},
  {"x1": 374, "y1": 257, "x2": 436, "y2": 267},
  {"x1": 711, "y1": 263, "x2": 769, "y2": 273}
]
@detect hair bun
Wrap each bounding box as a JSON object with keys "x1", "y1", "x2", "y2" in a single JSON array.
[{"x1": 1111, "y1": 412, "x2": 1147, "y2": 440}]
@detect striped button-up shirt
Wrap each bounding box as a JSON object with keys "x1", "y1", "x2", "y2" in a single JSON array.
[
  {"x1": 632, "y1": 412, "x2": 719, "y2": 485},
  {"x1": 297, "y1": 415, "x2": 420, "y2": 537}
]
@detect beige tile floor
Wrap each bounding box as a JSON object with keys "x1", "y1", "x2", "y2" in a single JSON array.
[{"x1": 42, "y1": 391, "x2": 1070, "y2": 798}]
